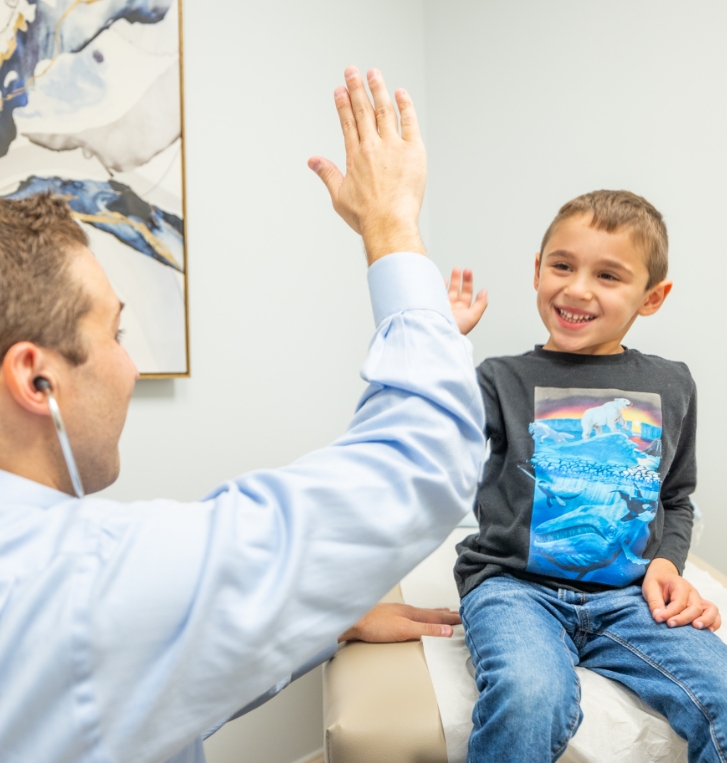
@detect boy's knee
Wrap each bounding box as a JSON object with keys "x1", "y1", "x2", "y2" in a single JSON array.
[
  {"x1": 472, "y1": 660, "x2": 582, "y2": 758},
  {"x1": 478, "y1": 656, "x2": 577, "y2": 717}
]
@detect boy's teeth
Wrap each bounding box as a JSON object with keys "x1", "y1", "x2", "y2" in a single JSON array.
[{"x1": 557, "y1": 308, "x2": 595, "y2": 324}]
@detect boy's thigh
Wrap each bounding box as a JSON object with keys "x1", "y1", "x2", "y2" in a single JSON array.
[
  {"x1": 461, "y1": 575, "x2": 579, "y2": 702},
  {"x1": 581, "y1": 586, "x2": 727, "y2": 752},
  {"x1": 583, "y1": 585, "x2": 727, "y2": 683}
]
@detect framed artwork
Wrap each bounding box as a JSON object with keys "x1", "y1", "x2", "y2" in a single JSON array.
[{"x1": 0, "y1": 0, "x2": 189, "y2": 378}]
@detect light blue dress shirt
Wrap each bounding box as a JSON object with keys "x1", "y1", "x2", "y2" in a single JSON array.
[{"x1": 0, "y1": 253, "x2": 485, "y2": 763}]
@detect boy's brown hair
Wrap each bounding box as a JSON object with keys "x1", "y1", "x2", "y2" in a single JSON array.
[
  {"x1": 540, "y1": 190, "x2": 668, "y2": 289},
  {"x1": 0, "y1": 193, "x2": 92, "y2": 366}
]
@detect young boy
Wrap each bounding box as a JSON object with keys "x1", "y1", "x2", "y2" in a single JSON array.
[{"x1": 451, "y1": 190, "x2": 727, "y2": 763}]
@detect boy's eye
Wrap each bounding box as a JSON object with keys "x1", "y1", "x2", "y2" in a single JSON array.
[
  {"x1": 553, "y1": 262, "x2": 571, "y2": 271},
  {"x1": 599, "y1": 272, "x2": 619, "y2": 282},
  {"x1": 115, "y1": 328, "x2": 126, "y2": 343}
]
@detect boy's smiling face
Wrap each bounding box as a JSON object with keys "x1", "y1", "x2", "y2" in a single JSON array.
[{"x1": 534, "y1": 213, "x2": 672, "y2": 355}]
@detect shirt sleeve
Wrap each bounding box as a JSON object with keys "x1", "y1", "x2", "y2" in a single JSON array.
[
  {"x1": 202, "y1": 641, "x2": 338, "y2": 740},
  {"x1": 654, "y1": 377, "x2": 697, "y2": 573},
  {"x1": 86, "y1": 252, "x2": 486, "y2": 762}
]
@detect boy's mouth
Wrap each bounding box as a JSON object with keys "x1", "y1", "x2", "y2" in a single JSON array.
[{"x1": 554, "y1": 306, "x2": 596, "y2": 326}]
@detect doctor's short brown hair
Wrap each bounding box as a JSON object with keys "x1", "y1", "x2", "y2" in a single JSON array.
[
  {"x1": 0, "y1": 193, "x2": 91, "y2": 366},
  {"x1": 540, "y1": 190, "x2": 668, "y2": 290}
]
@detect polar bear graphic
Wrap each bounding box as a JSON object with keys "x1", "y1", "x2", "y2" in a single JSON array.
[
  {"x1": 581, "y1": 398, "x2": 631, "y2": 439},
  {"x1": 529, "y1": 421, "x2": 574, "y2": 444}
]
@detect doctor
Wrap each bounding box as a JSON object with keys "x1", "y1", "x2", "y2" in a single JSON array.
[{"x1": 0, "y1": 67, "x2": 486, "y2": 763}]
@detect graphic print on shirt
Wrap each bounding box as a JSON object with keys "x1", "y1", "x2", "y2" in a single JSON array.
[{"x1": 525, "y1": 387, "x2": 662, "y2": 585}]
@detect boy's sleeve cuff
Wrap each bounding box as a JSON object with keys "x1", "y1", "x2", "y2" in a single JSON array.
[{"x1": 367, "y1": 252, "x2": 455, "y2": 327}]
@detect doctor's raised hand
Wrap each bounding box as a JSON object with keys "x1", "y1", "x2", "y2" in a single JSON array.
[{"x1": 308, "y1": 66, "x2": 426, "y2": 264}]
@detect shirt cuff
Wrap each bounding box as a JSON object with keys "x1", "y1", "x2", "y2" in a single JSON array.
[{"x1": 367, "y1": 252, "x2": 454, "y2": 328}]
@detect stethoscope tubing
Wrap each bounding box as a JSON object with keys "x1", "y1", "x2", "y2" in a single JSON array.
[{"x1": 42, "y1": 389, "x2": 85, "y2": 499}]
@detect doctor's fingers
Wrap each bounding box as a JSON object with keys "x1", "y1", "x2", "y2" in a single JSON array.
[
  {"x1": 406, "y1": 606, "x2": 461, "y2": 626},
  {"x1": 394, "y1": 88, "x2": 421, "y2": 143},
  {"x1": 366, "y1": 69, "x2": 398, "y2": 139},
  {"x1": 344, "y1": 66, "x2": 377, "y2": 142},
  {"x1": 393, "y1": 616, "x2": 456, "y2": 640},
  {"x1": 333, "y1": 85, "x2": 358, "y2": 153},
  {"x1": 307, "y1": 156, "x2": 345, "y2": 207}
]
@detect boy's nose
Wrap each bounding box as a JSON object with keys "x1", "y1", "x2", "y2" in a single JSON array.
[{"x1": 564, "y1": 276, "x2": 594, "y2": 301}]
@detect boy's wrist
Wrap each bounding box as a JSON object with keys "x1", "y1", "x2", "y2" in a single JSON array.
[
  {"x1": 649, "y1": 556, "x2": 681, "y2": 577},
  {"x1": 647, "y1": 557, "x2": 679, "y2": 578}
]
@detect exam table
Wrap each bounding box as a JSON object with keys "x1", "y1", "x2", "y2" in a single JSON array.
[{"x1": 323, "y1": 529, "x2": 727, "y2": 763}]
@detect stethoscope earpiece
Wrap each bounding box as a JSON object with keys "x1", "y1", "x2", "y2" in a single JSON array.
[{"x1": 33, "y1": 376, "x2": 52, "y2": 393}]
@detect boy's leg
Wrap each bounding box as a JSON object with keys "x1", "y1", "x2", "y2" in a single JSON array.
[
  {"x1": 461, "y1": 575, "x2": 582, "y2": 763},
  {"x1": 580, "y1": 585, "x2": 727, "y2": 763}
]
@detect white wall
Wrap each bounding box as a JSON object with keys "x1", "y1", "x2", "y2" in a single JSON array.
[
  {"x1": 99, "y1": 2, "x2": 427, "y2": 762},
  {"x1": 423, "y1": 0, "x2": 727, "y2": 574}
]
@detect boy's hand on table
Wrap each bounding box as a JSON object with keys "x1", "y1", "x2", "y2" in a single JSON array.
[
  {"x1": 643, "y1": 558, "x2": 722, "y2": 632},
  {"x1": 446, "y1": 267, "x2": 489, "y2": 335},
  {"x1": 308, "y1": 66, "x2": 427, "y2": 265},
  {"x1": 338, "y1": 602, "x2": 461, "y2": 643}
]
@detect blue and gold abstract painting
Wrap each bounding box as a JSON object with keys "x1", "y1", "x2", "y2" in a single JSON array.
[
  {"x1": 525, "y1": 387, "x2": 662, "y2": 585},
  {"x1": 0, "y1": 0, "x2": 187, "y2": 376}
]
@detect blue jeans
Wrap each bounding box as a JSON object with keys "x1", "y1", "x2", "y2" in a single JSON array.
[{"x1": 461, "y1": 574, "x2": 727, "y2": 763}]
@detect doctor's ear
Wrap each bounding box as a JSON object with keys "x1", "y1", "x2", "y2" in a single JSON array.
[
  {"x1": 638, "y1": 280, "x2": 673, "y2": 317},
  {"x1": 1, "y1": 342, "x2": 58, "y2": 416}
]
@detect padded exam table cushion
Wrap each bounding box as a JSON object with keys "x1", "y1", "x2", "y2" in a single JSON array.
[
  {"x1": 323, "y1": 532, "x2": 727, "y2": 763},
  {"x1": 324, "y1": 584, "x2": 447, "y2": 763}
]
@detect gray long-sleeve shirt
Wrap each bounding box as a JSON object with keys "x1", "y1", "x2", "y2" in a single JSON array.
[{"x1": 455, "y1": 346, "x2": 696, "y2": 598}]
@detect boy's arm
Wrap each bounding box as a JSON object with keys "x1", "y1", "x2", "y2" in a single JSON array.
[
  {"x1": 642, "y1": 383, "x2": 721, "y2": 632},
  {"x1": 655, "y1": 386, "x2": 697, "y2": 572}
]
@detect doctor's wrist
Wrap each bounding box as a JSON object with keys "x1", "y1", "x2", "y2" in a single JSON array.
[
  {"x1": 361, "y1": 218, "x2": 425, "y2": 265},
  {"x1": 338, "y1": 624, "x2": 360, "y2": 643}
]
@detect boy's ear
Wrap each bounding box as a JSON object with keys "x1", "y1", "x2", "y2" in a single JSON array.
[
  {"x1": 638, "y1": 280, "x2": 673, "y2": 317},
  {"x1": 533, "y1": 253, "x2": 542, "y2": 290}
]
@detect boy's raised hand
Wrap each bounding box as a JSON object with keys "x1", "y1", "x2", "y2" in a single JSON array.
[
  {"x1": 643, "y1": 558, "x2": 722, "y2": 632},
  {"x1": 447, "y1": 267, "x2": 488, "y2": 335}
]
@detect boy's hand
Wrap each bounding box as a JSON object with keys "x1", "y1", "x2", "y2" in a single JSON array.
[
  {"x1": 447, "y1": 267, "x2": 488, "y2": 335},
  {"x1": 642, "y1": 558, "x2": 722, "y2": 632},
  {"x1": 338, "y1": 602, "x2": 461, "y2": 643}
]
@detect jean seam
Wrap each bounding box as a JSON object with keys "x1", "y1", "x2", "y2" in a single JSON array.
[
  {"x1": 552, "y1": 626, "x2": 581, "y2": 760},
  {"x1": 461, "y1": 609, "x2": 489, "y2": 733},
  {"x1": 600, "y1": 629, "x2": 727, "y2": 763},
  {"x1": 461, "y1": 609, "x2": 483, "y2": 667},
  {"x1": 583, "y1": 606, "x2": 592, "y2": 634}
]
